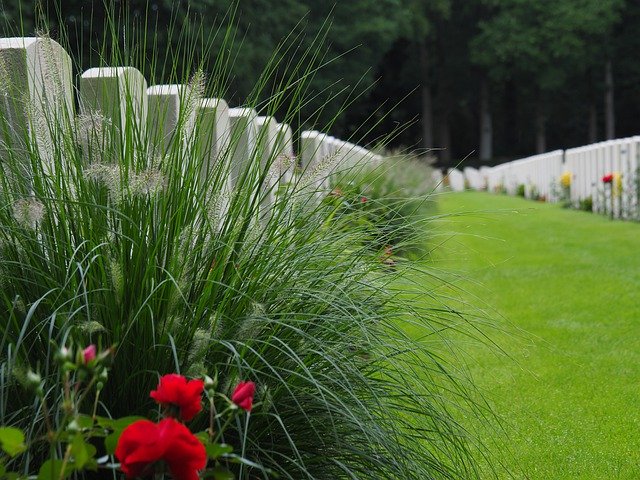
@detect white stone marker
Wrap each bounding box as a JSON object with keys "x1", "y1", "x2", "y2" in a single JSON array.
[
  {"x1": 79, "y1": 67, "x2": 147, "y2": 161},
  {"x1": 274, "y1": 123, "x2": 295, "y2": 184},
  {"x1": 227, "y1": 107, "x2": 258, "y2": 187},
  {"x1": 447, "y1": 168, "x2": 465, "y2": 192},
  {"x1": 255, "y1": 116, "x2": 279, "y2": 168},
  {"x1": 463, "y1": 167, "x2": 483, "y2": 190},
  {"x1": 300, "y1": 130, "x2": 328, "y2": 190},
  {"x1": 255, "y1": 115, "x2": 280, "y2": 210},
  {"x1": 196, "y1": 98, "x2": 231, "y2": 182},
  {"x1": 195, "y1": 98, "x2": 232, "y2": 221},
  {"x1": 431, "y1": 169, "x2": 444, "y2": 191},
  {"x1": 80, "y1": 67, "x2": 148, "y2": 135},
  {"x1": 479, "y1": 166, "x2": 491, "y2": 190},
  {"x1": 0, "y1": 37, "x2": 73, "y2": 172},
  {"x1": 147, "y1": 84, "x2": 198, "y2": 155}
]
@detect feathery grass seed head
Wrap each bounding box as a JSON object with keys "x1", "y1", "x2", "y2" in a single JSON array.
[{"x1": 12, "y1": 197, "x2": 44, "y2": 229}]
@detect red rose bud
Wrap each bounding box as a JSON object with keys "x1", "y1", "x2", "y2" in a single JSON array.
[
  {"x1": 150, "y1": 374, "x2": 204, "y2": 422},
  {"x1": 82, "y1": 344, "x2": 97, "y2": 364},
  {"x1": 360, "y1": 196, "x2": 368, "y2": 203},
  {"x1": 115, "y1": 418, "x2": 206, "y2": 480},
  {"x1": 231, "y1": 381, "x2": 256, "y2": 412},
  {"x1": 602, "y1": 174, "x2": 614, "y2": 184}
]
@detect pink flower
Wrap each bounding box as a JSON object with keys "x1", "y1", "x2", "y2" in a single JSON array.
[
  {"x1": 231, "y1": 381, "x2": 256, "y2": 412},
  {"x1": 115, "y1": 418, "x2": 206, "y2": 480},
  {"x1": 150, "y1": 374, "x2": 204, "y2": 422},
  {"x1": 82, "y1": 345, "x2": 96, "y2": 364}
]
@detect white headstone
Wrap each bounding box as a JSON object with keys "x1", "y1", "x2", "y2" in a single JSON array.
[
  {"x1": 300, "y1": 130, "x2": 328, "y2": 190},
  {"x1": 0, "y1": 37, "x2": 73, "y2": 175},
  {"x1": 274, "y1": 123, "x2": 295, "y2": 184},
  {"x1": 447, "y1": 168, "x2": 465, "y2": 192},
  {"x1": 147, "y1": 84, "x2": 199, "y2": 155},
  {"x1": 80, "y1": 67, "x2": 147, "y2": 134},
  {"x1": 228, "y1": 107, "x2": 258, "y2": 186},
  {"x1": 193, "y1": 98, "x2": 233, "y2": 221},
  {"x1": 79, "y1": 67, "x2": 147, "y2": 160}
]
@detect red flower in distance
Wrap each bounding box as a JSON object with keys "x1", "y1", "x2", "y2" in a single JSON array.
[
  {"x1": 150, "y1": 374, "x2": 204, "y2": 422},
  {"x1": 360, "y1": 196, "x2": 368, "y2": 203},
  {"x1": 602, "y1": 174, "x2": 614, "y2": 184},
  {"x1": 115, "y1": 418, "x2": 206, "y2": 480},
  {"x1": 82, "y1": 344, "x2": 96, "y2": 364},
  {"x1": 231, "y1": 381, "x2": 256, "y2": 412}
]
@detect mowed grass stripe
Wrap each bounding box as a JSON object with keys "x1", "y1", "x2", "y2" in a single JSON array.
[{"x1": 426, "y1": 191, "x2": 640, "y2": 479}]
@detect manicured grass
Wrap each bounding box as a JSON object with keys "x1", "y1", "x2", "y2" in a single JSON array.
[{"x1": 423, "y1": 191, "x2": 640, "y2": 479}]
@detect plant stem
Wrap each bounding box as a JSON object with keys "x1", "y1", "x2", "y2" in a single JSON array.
[{"x1": 58, "y1": 443, "x2": 72, "y2": 480}]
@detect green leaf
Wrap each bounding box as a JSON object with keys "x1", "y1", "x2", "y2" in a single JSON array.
[
  {"x1": 0, "y1": 463, "x2": 6, "y2": 477},
  {"x1": 206, "y1": 443, "x2": 233, "y2": 460},
  {"x1": 103, "y1": 416, "x2": 146, "y2": 455},
  {"x1": 70, "y1": 436, "x2": 96, "y2": 470},
  {"x1": 111, "y1": 416, "x2": 145, "y2": 430},
  {"x1": 37, "y1": 460, "x2": 71, "y2": 480},
  {"x1": 94, "y1": 416, "x2": 114, "y2": 429},
  {"x1": 201, "y1": 467, "x2": 234, "y2": 480},
  {"x1": 193, "y1": 433, "x2": 233, "y2": 460},
  {"x1": 0, "y1": 428, "x2": 26, "y2": 457},
  {"x1": 75, "y1": 415, "x2": 94, "y2": 430},
  {"x1": 104, "y1": 432, "x2": 120, "y2": 456}
]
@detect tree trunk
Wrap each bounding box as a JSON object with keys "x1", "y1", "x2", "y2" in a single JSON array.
[
  {"x1": 418, "y1": 39, "x2": 434, "y2": 153},
  {"x1": 535, "y1": 95, "x2": 546, "y2": 154},
  {"x1": 438, "y1": 113, "x2": 451, "y2": 165},
  {"x1": 604, "y1": 58, "x2": 615, "y2": 140},
  {"x1": 479, "y1": 77, "x2": 493, "y2": 161},
  {"x1": 504, "y1": 79, "x2": 517, "y2": 157},
  {"x1": 588, "y1": 102, "x2": 598, "y2": 144},
  {"x1": 587, "y1": 68, "x2": 598, "y2": 144}
]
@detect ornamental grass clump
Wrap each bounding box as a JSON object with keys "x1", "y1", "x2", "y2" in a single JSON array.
[
  {"x1": 0, "y1": 4, "x2": 492, "y2": 479},
  {"x1": 328, "y1": 153, "x2": 437, "y2": 258}
]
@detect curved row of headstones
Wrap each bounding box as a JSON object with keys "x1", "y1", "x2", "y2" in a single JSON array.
[
  {"x1": 443, "y1": 137, "x2": 640, "y2": 217},
  {"x1": 564, "y1": 137, "x2": 640, "y2": 217},
  {"x1": 0, "y1": 37, "x2": 383, "y2": 206},
  {"x1": 440, "y1": 151, "x2": 563, "y2": 199}
]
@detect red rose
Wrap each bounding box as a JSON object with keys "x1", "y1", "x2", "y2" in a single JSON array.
[
  {"x1": 115, "y1": 418, "x2": 206, "y2": 480},
  {"x1": 602, "y1": 174, "x2": 614, "y2": 184},
  {"x1": 360, "y1": 196, "x2": 368, "y2": 203},
  {"x1": 82, "y1": 344, "x2": 96, "y2": 364},
  {"x1": 231, "y1": 381, "x2": 255, "y2": 412},
  {"x1": 150, "y1": 374, "x2": 204, "y2": 422}
]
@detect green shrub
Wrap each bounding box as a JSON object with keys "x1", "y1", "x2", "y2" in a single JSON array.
[
  {"x1": 579, "y1": 196, "x2": 594, "y2": 212},
  {"x1": 0, "y1": 7, "x2": 488, "y2": 480},
  {"x1": 516, "y1": 184, "x2": 526, "y2": 197},
  {"x1": 328, "y1": 154, "x2": 436, "y2": 257}
]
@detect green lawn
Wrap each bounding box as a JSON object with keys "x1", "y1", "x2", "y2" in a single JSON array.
[{"x1": 424, "y1": 191, "x2": 640, "y2": 479}]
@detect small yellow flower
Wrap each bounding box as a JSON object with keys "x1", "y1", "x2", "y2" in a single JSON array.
[
  {"x1": 560, "y1": 171, "x2": 571, "y2": 188},
  {"x1": 613, "y1": 172, "x2": 622, "y2": 197}
]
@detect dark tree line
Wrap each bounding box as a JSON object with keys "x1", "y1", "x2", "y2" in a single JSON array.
[{"x1": 1, "y1": 0, "x2": 639, "y2": 167}]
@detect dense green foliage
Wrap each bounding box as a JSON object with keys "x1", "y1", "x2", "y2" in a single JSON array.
[
  {"x1": 0, "y1": 8, "x2": 490, "y2": 480},
  {"x1": 329, "y1": 155, "x2": 437, "y2": 256},
  {"x1": 2, "y1": 0, "x2": 639, "y2": 165},
  {"x1": 429, "y1": 191, "x2": 640, "y2": 478}
]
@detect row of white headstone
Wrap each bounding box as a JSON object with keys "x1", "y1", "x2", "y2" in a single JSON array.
[
  {"x1": 0, "y1": 37, "x2": 383, "y2": 206},
  {"x1": 564, "y1": 137, "x2": 640, "y2": 217},
  {"x1": 440, "y1": 136, "x2": 640, "y2": 216}
]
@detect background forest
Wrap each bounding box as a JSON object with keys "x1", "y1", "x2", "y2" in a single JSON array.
[{"x1": 1, "y1": 0, "x2": 636, "y2": 168}]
